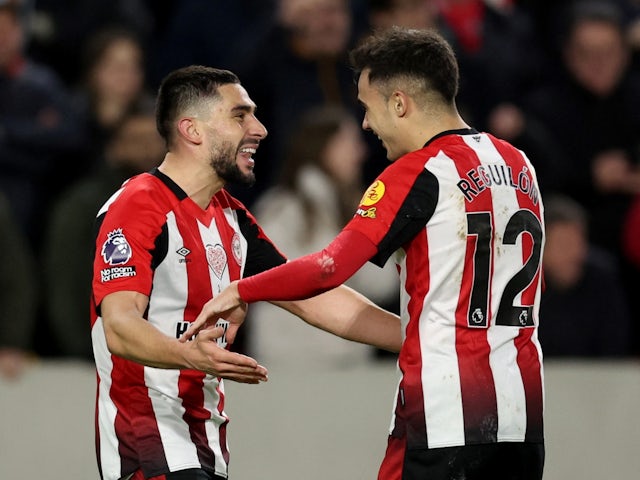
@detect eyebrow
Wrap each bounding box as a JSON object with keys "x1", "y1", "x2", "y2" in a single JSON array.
[{"x1": 231, "y1": 104, "x2": 257, "y2": 114}]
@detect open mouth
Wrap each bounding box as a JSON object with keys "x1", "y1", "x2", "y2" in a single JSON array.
[{"x1": 239, "y1": 146, "x2": 257, "y2": 168}]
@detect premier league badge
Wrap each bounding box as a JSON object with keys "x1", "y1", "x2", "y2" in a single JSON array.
[{"x1": 101, "y1": 228, "x2": 133, "y2": 265}]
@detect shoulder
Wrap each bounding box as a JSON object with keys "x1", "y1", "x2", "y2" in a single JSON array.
[{"x1": 99, "y1": 173, "x2": 174, "y2": 221}]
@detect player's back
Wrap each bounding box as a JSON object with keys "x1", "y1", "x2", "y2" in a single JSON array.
[{"x1": 393, "y1": 130, "x2": 545, "y2": 449}]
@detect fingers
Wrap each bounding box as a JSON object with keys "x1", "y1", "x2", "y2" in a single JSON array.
[
  {"x1": 209, "y1": 351, "x2": 268, "y2": 383},
  {"x1": 214, "y1": 361, "x2": 268, "y2": 384},
  {"x1": 179, "y1": 315, "x2": 208, "y2": 342},
  {"x1": 191, "y1": 331, "x2": 268, "y2": 382}
]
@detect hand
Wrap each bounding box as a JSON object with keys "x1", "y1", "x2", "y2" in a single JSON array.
[
  {"x1": 591, "y1": 150, "x2": 640, "y2": 194},
  {"x1": 487, "y1": 103, "x2": 525, "y2": 141},
  {"x1": 185, "y1": 325, "x2": 267, "y2": 383},
  {"x1": 180, "y1": 281, "x2": 244, "y2": 342}
]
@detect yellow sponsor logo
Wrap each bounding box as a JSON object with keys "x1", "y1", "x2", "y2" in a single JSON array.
[{"x1": 360, "y1": 180, "x2": 385, "y2": 206}]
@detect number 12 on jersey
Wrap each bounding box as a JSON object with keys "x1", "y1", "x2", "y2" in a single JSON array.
[{"x1": 466, "y1": 209, "x2": 543, "y2": 328}]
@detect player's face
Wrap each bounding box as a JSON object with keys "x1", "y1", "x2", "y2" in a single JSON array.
[
  {"x1": 205, "y1": 83, "x2": 268, "y2": 185},
  {"x1": 357, "y1": 70, "x2": 404, "y2": 161}
]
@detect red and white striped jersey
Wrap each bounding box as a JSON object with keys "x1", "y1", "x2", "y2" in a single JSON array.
[
  {"x1": 345, "y1": 129, "x2": 545, "y2": 449},
  {"x1": 91, "y1": 169, "x2": 286, "y2": 480}
]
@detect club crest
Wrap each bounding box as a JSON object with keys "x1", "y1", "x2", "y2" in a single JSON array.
[{"x1": 231, "y1": 233, "x2": 242, "y2": 266}]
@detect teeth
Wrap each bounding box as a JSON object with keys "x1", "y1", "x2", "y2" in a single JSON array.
[{"x1": 240, "y1": 147, "x2": 256, "y2": 154}]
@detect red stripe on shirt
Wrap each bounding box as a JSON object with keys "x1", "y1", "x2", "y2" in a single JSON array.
[
  {"x1": 398, "y1": 230, "x2": 429, "y2": 445},
  {"x1": 449, "y1": 138, "x2": 498, "y2": 444}
]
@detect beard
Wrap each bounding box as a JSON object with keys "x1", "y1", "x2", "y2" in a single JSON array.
[{"x1": 209, "y1": 139, "x2": 256, "y2": 187}]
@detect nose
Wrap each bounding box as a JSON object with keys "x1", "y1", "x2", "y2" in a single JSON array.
[
  {"x1": 251, "y1": 115, "x2": 268, "y2": 139},
  {"x1": 361, "y1": 115, "x2": 371, "y2": 131}
]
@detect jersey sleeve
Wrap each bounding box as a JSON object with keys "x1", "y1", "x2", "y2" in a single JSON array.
[
  {"x1": 238, "y1": 229, "x2": 378, "y2": 303},
  {"x1": 344, "y1": 153, "x2": 439, "y2": 267},
  {"x1": 92, "y1": 186, "x2": 167, "y2": 309}
]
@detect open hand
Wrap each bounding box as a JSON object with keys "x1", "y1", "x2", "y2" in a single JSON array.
[{"x1": 186, "y1": 325, "x2": 267, "y2": 383}]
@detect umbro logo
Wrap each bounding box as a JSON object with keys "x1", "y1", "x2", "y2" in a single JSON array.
[
  {"x1": 473, "y1": 135, "x2": 482, "y2": 142},
  {"x1": 177, "y1": 247, "x2": 191, "y2": 263}
]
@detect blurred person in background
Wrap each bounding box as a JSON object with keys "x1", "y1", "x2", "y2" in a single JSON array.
[
  {"x1": 367, "y1": 0, "x2": 439, "y2": 31},
  {"x1": 436, "y1": 0, "x2": 545, "y2": 132},
  {"x1": 150, "y1": 0, "x2": 276, "y2": 87},
  {"x1": 488, "y1": 1, "x2": 640, "y2": 349},
  {"x1": 71, "y1": 26, "x2": 155, "y2": 181},
  {"x1": 363, "y1": 0, "x2": 544, "y2": 186},
  {"x1": 250, "y1": 105, "x2": 399, "y2": 365},
  {"x1": 43, "y1": 109, "x2": 165, "y2": 360},
  {"x1": 539, "y1": 194, "x2": 632, "y2": 357},
  {"x1": 233, "y1": 0, "x2": 365, "y2": 206},
  {"x1": 489, "y1": 0, "x2": 640, "y2": 252},
  {"x1": 0, "y1": 0, "x2": 84, "y2": 246},
  {"x1": 0, "y1": 192, "x2": 38, "y2": 380},
  {"x1": 26, "y1": 0, "x2": 154, "y2": 86}
]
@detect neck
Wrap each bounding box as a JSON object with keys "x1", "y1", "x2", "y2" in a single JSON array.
[
  {"x1": 158, "y1": 152, "x2": 225, "y2": 209},
  {"x1": 411, "y1": 109, "x2": 470, "y2": 150}
]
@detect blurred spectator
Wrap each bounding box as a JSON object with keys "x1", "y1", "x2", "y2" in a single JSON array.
[
  {"x1": 150, "y1": 0, "x2": 276, "y2": 87},
  {"x1": 539, "y1": 195, "x2": 632, "y2": 357},
  {"x1": 42, "y1": 109, "x2": 164, "y2": 360},
  {"x1": 518, "y1": 0, "x2": 640, "y2": 70},
  {"x1": 71, "y1": 26, "x2": 155, "y2": 180},
  {"x1": 367, "y1": 0, "x2": 439, "y2": 30},
  {"x1": 0, "y1": 192, "x2": 38, "y2": 379},
  {"x1": 27, "y1": 0, "x2": 154, "y2": 86},
  {"x1": 437, "y1": 0, "x2": 545, "y2": 131},
  {"x1": 0, "y1": 0, "x2": 85, "y2": 245},
  {"x1": 249, "y1": 106, "x2": 399, "y2": 366},
  {"x1": 492, "y1": 1, "x2": 640, "y2": 255},
  {"x1": 232, "y1": 0, "x2": 364, "y2": 206}
]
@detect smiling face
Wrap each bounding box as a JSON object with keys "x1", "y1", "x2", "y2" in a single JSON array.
[
  {"x1": 198, "y1": 83, "x2": 268, "y2": 186},
  {"x1": 357, "y1": 69, "x2": 405, "y2": 161}
]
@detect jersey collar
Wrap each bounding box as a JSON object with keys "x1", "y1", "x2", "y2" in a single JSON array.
[{"x1": 423, "y1": 128, "x2": 479, "y2": 148}]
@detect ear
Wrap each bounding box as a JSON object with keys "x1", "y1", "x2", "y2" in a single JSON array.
[
  {"x1": 177, "y1": 117, "x2": 202, "y2": 145},
  {"x1": 391, "y1": 91, "x2": 408, "y2": 117}
]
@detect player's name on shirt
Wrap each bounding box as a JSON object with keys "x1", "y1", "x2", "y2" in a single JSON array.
[{"x1": 457, "y1": 164, "x2": 539, "y2": 205}]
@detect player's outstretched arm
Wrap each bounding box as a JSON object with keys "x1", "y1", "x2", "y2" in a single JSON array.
[{"x1": 101, "y1": 290, "x2": 267, "y2": 383}]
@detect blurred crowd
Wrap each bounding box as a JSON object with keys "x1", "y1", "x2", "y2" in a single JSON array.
[{"x1": 2, "y1": 0, "x2": 640, "y2": 379}]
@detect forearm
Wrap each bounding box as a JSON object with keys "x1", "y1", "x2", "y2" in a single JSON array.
[
  {"x1": 239, "y1": 229, "x2": 376, "y2": 303},
  {"x1": 275, "y1": 285, "x2": 402, "y2": 353},
  {"x1": 102, "y1": 299, "x2": 191, "y2": 369},
  {"x1": 100, "y1": 291, "x2": 267, "y2": 383}
]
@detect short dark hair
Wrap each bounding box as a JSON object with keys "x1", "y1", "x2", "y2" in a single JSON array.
[
  {"x1": 349, "y1": 26, "x2": 459, "y2": 104},
  {"x1": 155, "y1": 65, "x2": 240, "y2": 146},
  {"x1": 558, "y1": 0, "x2": 625, "y2": 47}
]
